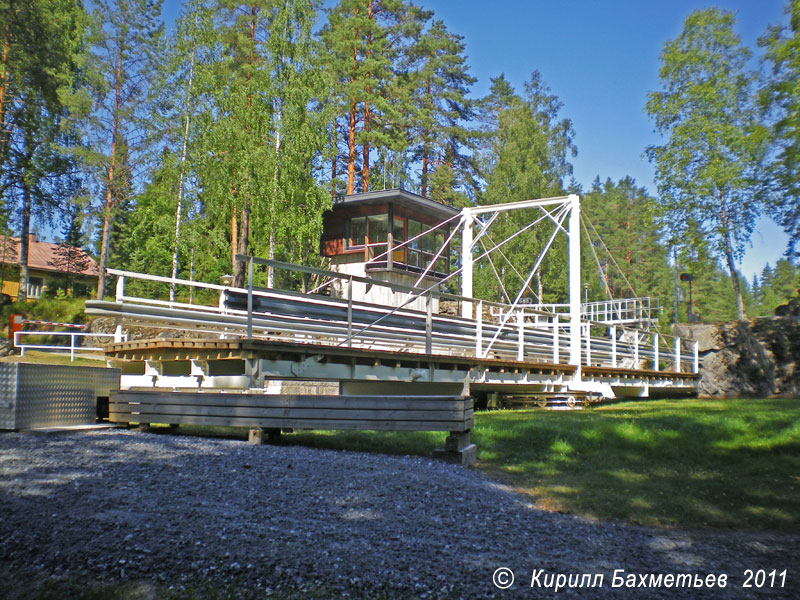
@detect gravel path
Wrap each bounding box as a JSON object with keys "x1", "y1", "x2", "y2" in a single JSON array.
[{"x1": 0, "y1": 430, "x2": 797, "y2": 599}]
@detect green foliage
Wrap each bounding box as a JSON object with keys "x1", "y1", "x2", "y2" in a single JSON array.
[
  {"x1": 582, "y1": 177, "x2": 672, "y2": 307},
  {"x1": 754, "y1": 259, "x2": 800, "y2": 315},
  {"x1": 645, "y1": 8, "x2": 768, "y2": 319},
  {"x1": 759, "y1": 0, "x2": 800, "y2": 258},
  {"x1": 474, "y1": 72, "x2": 576, "y2": 304},
  {"x1": 0, "y1": 0, "x2": 87, "y2": 300}
]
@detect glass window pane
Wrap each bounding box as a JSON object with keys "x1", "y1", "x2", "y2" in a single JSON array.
[
  {"x1": 419, "y1": 224, "x2": 433, "y2": 253},
  {"x1": 408, "y1": 220, "x2": 421, "y2": 248},
  {"x1": 393, "y1": 218, "x2": 405, "y2": 243},
  {"x1": 367, "y1": 214, "x2": 388, "y2": 243},
  {"x1": 349, "y1": 217, "x2": 365, "y2": 247}
]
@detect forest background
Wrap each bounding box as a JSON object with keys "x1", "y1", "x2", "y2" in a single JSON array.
[{"x1": 1, "y1": 0, "x2": 799, "y2": 324}]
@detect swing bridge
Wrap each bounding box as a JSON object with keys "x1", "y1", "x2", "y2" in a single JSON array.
[{"x1": 86, "y1": 194, "x2": 698, "y2": 405}]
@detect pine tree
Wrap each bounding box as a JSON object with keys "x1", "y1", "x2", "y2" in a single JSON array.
[
  {"x1": 67, "y1": 0, "x2": 163, "y2": 299},
  {"x1": 0, "y1": 0, "x2": 86, "y2": 300},
  {"x1": 405, "y1": 18, "x2": 477, "y2": 199},
  {"x1": 50, "y1": 202, "x2": 92, "y2": 296}
]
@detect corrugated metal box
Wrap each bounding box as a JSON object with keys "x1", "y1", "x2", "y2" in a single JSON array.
[{"x1": 0, "y1": 364, "x2": 120, "y2": 430}]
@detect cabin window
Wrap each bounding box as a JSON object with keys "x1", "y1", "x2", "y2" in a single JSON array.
[{"x1": 347, "y1": 217, "x2": 366, "y2": 248}]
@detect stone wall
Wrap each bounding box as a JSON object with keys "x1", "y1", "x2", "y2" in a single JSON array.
[{"x1": 673, "y1": 318, "x2": 800, "y2": 398}]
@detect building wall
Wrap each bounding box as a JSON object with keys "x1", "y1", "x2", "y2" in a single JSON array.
[{"x1": 330, "y1": 258, "x2": 440, "y2": 313}]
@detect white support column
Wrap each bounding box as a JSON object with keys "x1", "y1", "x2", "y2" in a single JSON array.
[
  {"x1": 460, "y1": 210, "x2": 473, "y2": 319},
  {"x1": 584, "y1": 324, "x2": 591, "y2": 366},
  {"x1": 115, "y1": 275, "x2": 125, "y2": 302},
  {"x1": 634, "y1": 331, "x2": 639, "y2": 367},
  {"x1": 475, "y1": 299, "x2": 483, "y2": 358},
  {"x1": 568, "y1": 194, "x2": 582, "y2": 379},
  {"x1": 552, "y1": 314, "x2": 559, "y2": 363},
  {"x1": 653, "y1": 333, "x2": 659, "y2": 372},
  {"x1": 674, "y1": 337, "x2": 681, "y2": 373},
  {"x1": 516, "y1": 308, "x2": 524, "y2": 362},
  {"x1": 693, "y1": 340, "x2": 699, "y2": 374},
  {"x1": 611, "y1": 325, "x2": 617, "y2": 368}
]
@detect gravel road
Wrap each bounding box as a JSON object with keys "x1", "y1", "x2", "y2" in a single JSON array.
[{"x1": 0, "y1": 429, "x2": 797, "y2": 599}]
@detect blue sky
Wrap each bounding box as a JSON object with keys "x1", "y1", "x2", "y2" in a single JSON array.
[{"x1": 162, "y1": 0, "x2": 792, "y2": 281}]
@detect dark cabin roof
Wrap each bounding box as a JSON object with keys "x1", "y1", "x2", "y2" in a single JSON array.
[{"x1": 332, "y1": 189, "x2": 460, "y2": 222}]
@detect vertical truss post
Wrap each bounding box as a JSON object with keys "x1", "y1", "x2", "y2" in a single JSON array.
[
  {"x1": 475, "y1": 299, "x2": 483, "y2": 358},
  {"x1": 611, "y1": 325, "x2": 617, "y2": 367},
  {"x1": 674, "y1": 337, "x2": 681, "y2": 373},
  {"x1": 568, "y1": 194, "x2": 582, "y2": 379},
  {"x1": 247, "y1": 256, "x2": 254, "y2": 341},
  {"x1": 516, "y1": 308, "x2": 524, "y2": 362},
  {"x1": 653, "y1": 333, "x2": 659, "y2": 372},
  {"x1": 461, "y1": 210, "x2": 473, "y2": 319},
  {"x1": 584, "y1": 324, "x2": 591, "y2": 366},
  {"x1": 552, "y1": 314, "x2": 559, "y2": 363},
  {"x1": 425, "y1": 292, "x2": 433, "y2": 355},
  {"x1": 347, "y1": 276, "x2": 353, "y2": 349},
  {"x1": 634, "y1": 330, "x2": 639, "y2": 367},
  {"x1": 693, "y1": 340, "x2": 699, "y2": 374}
]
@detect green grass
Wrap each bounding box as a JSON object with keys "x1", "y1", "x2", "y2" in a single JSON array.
[{"x1": 155, "y1": 398, "x2": 800, "y2": 531}]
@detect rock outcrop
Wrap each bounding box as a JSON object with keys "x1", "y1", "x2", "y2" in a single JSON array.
[{"x1": 674, "y1": 318, "x2": 800, "y2": 398}]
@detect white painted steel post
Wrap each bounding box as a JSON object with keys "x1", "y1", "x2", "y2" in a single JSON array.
[
  {"x1": 693, "y1": 340, "x2": 699, "y2": 373},
  {"x1": 475, "y1": 299, "x2": 483, "y2": 358},
  {"x1": 247, "y1": 256, "x2": 254, "y2": 340},
  {"x1": 568, "y1": 194, "x2": 582, "y2": 379},
  {"x1": 461, "y1": 210, "x2": 473, "y2": 319},
  {"x1": 70, "y1": 333, "x2": 76, "y2": 362},
  {"x1": 347, "y1": 276, "x2": 353, "y2": 349},
  {"x1": 425, "y1": 292, "x2": 433, "y2": 355},
  {"x1": 585, "y1": 324, "x2": 591, "y2": 366},
  {"x1": 674, "y1": 337, "x2": 681, "y2": 373},
  {"x1": 517, "y1": 308, "x2": 524, "y2": 362},
  {"x1": 552, "y1": 314, "x2": 559, "y2": 363},
  {"x1": 634, "y1": 331, "x2": 639, "y2": 367},
  {"x1": 611, "y1": 325, "x2": 617, "y2": 367},
  {"x1": 653, "y1": 333, "x2": 659, "y2": 372},
  {"x1": 115, "y1": 275, "x2": 125, "y2": 302}
]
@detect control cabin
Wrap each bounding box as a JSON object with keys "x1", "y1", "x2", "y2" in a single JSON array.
[{"x1": 321, "y1": 189, "x2": 460, "y2": 310}]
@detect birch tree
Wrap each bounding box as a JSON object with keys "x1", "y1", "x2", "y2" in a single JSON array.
[{"x1": 645, "y1": 8, "x2": 767, "y2": 319}]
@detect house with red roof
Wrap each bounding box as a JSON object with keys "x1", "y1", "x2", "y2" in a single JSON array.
[{"x1": 0, "y1": 234, "x2": 99, "y2": 300}]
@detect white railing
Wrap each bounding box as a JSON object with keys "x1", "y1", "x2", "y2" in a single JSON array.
[
  {"x1": 84, "y1": 259, "x2": 697, "y2": 375},
  {"x1": 14, "y1": 331, "x2": 126, "y2": 362}
]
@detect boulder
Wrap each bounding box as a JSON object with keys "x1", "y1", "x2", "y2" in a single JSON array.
[{"x1": 674, "y1": 317, "x2": 800, "y2": 398}]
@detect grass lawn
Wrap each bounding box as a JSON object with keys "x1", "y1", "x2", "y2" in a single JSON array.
[{"x1": 156, "y1": 397, "x2": 800, "y2": 532}]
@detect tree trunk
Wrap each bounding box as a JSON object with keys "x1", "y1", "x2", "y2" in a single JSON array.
[
  {"x1": 170, "y1": 42, "x2": 196, "y2": 302},
  {"x1": 17, "y1": 178, "x2": 31, "y2": 302},
  {"x1": 231, "y1": 201, "x2": 238, "y2": 270},
  {"x1": 96, "y1": 53, "x2": 123, "y2": 300},
  {"x1": 719, "y1": 193, "x2": 745, "y2": 319},
  {"x1": 233, "y1": 201, "x2": 249, "y2": 288},
  {"x1": 421, "y1": 79, "x2": 431, "y2": 197},
  {"x1": 347, "y1": 100, "x2": 356, "y2": 195}
]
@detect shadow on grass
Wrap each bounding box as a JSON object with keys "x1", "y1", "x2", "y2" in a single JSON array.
[{"x1": 473, "y1": 398, "x2": 800, "y2": 531}]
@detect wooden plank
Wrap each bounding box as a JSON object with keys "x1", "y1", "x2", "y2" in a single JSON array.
[
  {"x1": 110, "y1": 392, "x2": 471, "y2": 412},
  {"x1": 109, "y1": 404, "x2": 469, "y2": 421},
  {"x1": 108, "y1": 412, "x2": 470, "y2": 431}
]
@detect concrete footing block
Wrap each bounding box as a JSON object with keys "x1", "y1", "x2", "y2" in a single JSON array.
[
  {"x1": 432, "y1": 444, "x2": 477, "y2": 466},
  {"x1": 248, "y1": 428, "x2": 263, "y2": 445}
]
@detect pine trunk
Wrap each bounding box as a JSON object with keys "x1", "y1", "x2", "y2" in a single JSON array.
[
  {"x1": 17, "y1": 179, "x2": 31, "y2": 301},
  {"x1": 96, "y1": 53, "x2": 123, "y2": 300},
  {"x1": 233, "y1": 201, "x2": 250, "y2": 288}
]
